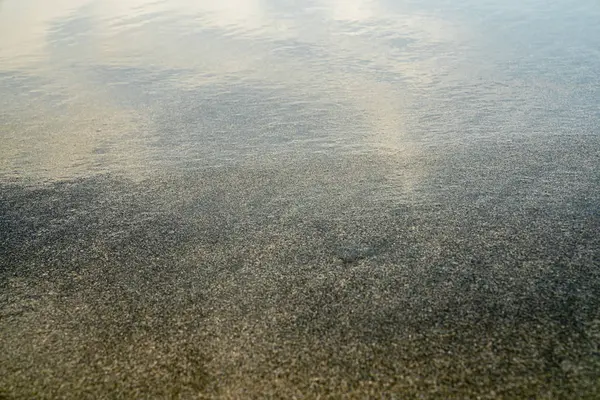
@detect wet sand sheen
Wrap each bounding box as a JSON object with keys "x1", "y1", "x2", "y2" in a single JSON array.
[{"x1": 2, "y1": 0, "x2": 600, "y2": 397}]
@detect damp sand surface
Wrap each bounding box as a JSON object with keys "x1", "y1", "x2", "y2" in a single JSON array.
[{"x1": 1, "y1": 0, "x2": 600, "y2": 398}]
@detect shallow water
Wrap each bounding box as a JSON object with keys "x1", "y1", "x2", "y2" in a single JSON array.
[{"x1": 1, "y1": 0, "x2": 600, "y2": 398}]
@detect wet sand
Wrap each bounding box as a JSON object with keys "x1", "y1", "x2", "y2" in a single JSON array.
[
  {"x1": 2, "y1": 139, "x2": 600, "y2": 398},
  {"x1": 2, "y1": 0, "x2": 600, "y2": 397}
]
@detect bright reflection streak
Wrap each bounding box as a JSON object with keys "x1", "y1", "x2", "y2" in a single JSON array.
[{"x1": 0, "y1": 0, "x2": 469, "y2": 184}]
